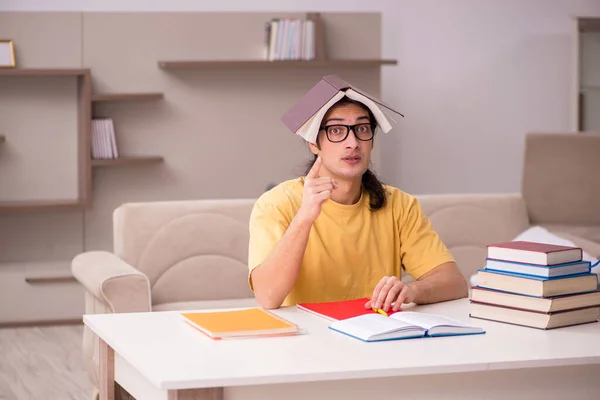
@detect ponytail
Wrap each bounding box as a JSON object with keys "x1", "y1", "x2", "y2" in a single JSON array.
[{"x1": 361, "y1": 168, "x2": 387, "y2": 210}]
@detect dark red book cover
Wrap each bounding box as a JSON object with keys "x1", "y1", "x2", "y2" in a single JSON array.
[
  {"x1": 487, "y1": 241, "x2": 581, "y2": 254},
  {"x1": 297, "y1": 297, "x2": 400, "y2": 321},
  {"x1": 280, "y1": 75, "x2": 403, "y2": 134}
]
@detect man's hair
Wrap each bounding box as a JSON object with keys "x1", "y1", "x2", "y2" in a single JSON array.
[{"x1": 304, "y1": 97, "x2": 387, "y2": 211}]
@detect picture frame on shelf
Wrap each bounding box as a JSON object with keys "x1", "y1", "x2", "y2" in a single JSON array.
[{"x1": 0, "y1": 40, "x2": 16, "y2": 68}]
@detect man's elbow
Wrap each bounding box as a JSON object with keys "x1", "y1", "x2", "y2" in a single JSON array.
[
  {"x1": 454, "y1": 273, "x2": 469, "y2": 299},
  {"x1": 255, "y1": 295, "x2": 283, "y2": 310},
  {"x1": 253, "y1": 286, "x2": 284, "y2": 309}
]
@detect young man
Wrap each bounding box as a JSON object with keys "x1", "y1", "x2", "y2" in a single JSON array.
[{"x1": 248, "y1": 77, "x2": 468, "y2": 311}]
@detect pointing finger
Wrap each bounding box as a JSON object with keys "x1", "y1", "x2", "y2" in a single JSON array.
[{"x1": 306, "y1": 156, "x2": 322, "y2": 179}]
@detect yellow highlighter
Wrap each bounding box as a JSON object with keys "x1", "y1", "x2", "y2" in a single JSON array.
[{"x1": 372, "y1": 307, "x2": 388, "y2": 317}]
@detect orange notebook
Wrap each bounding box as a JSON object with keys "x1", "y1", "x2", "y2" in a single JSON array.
[{"x1": 181, "y1": 308, "x2": 299, "y2": 339}]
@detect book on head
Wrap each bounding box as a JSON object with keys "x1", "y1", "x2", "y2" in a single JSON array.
[
  {"x1": 486, "y1": 241, "x2": 582, "y2": 265},
  {"x1": 280, "y1": 75, "x2": 404, "y2": 144},
  {"x1": 329, "y1": 311, "x2": 485, "y2": 342},
  {"x1": 181, "y1": 307, "x2": 299, "y2": 340}
]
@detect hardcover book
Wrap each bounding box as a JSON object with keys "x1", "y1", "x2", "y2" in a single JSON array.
[{"x1": 486, "y1": 241, "x2": 583, "y2": 265}]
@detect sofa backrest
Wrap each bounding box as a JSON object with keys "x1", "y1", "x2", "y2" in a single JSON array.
[
  {"x1": 113, "y1": 192, "x2": 530, "y2": 304},
  {"x1": 415, "y1": 193, "x2": 530, "y2": 279},
  {"x1": 113, "y1": 199, "x2": 256, "y2": 306}
]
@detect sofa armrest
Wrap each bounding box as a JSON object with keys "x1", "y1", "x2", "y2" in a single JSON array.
[{"x1": 71, "y1": 250, "x2": 151, "y2": 314}]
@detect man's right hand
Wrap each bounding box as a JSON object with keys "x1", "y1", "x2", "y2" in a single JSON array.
[{"x1": 298, "y1": 156, "x2": 337, "y2": 223}]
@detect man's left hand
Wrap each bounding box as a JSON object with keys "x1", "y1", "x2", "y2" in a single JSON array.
[{"x1": 365, "y1": 276, "x2": 416, "y2": 312}]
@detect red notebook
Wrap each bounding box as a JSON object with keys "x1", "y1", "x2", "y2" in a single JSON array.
[
  {"x1": 487, "y1": 241, "x2": 582, "y2": 266},
  {"x1": 297, "y1": 297, "x2": 400, "y2": 321}
]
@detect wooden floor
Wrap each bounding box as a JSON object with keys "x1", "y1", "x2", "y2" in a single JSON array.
[{"x1": 0, "y1": 324, "x2": 93, "y2": 400}]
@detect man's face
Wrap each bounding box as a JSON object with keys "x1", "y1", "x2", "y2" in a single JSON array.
[{"x1": 310, "y1": 103, "x2": 374, "y2": 180}]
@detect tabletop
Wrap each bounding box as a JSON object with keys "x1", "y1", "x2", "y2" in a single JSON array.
[{"x1": 83, "y1": 298, "x2": 600, "y2": 391}]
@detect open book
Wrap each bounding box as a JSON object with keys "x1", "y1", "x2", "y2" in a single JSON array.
[{"x1": 329, "y1": 311, "x2": 485, "y2": 342}]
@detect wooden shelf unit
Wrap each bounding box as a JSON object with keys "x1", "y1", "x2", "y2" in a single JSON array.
[
  {"x1": 0, "y1": 67, "x2": 92, "y2": 212},
  {"x1": 91, "y1": 92, "x2": 164, "y2": 102},
  {"x1": 91, "y1": 156, "x2": 164, "y2": 167},
  {"x1": 0, "y1": 12, "x2": 391, "y2": 213},
  {"x1": 158, "y1": 59, "x2": 397, "y2": 70}
]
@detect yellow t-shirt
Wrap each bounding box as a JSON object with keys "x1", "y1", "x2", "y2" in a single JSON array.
[{"x1": 247, "y1": 177, "x2": 455, "y2": 307}]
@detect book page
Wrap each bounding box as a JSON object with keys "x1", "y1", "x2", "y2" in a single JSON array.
[
  {"x1": 330, "y1": 313, "x2": 419, "y2": 338},
  {"x1": 390, "y1": 311, "x2": 478, "y2": 330}
]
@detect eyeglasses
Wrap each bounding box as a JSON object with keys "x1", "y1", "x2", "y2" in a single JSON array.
[{"x1": 319, "y1": 123, "x2": 376, "y2": 143}]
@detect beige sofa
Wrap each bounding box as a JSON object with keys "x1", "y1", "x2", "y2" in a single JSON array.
[{"x1": 72, "y1": 132, "x2": 600, "y2": 398}]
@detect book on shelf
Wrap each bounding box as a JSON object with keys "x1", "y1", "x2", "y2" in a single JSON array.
[
  {"x1": 297, "y1": 297, "x2": 401, "y2": 321},
  {"x1": 181, "y1": 307, "x2": 300, "y2": 340},
  {"x1": 91, "y1": 118, "x2": 119, "y2": 159},
  {"x1": 469, "y1": 240, "x2": 600, "y2": 329},
  {"x1": 329, "y1": 311, "x2": 485, "y2": 342},
  {"x1": 264, "y1": 17, "x2": 315, "y2": 61}
]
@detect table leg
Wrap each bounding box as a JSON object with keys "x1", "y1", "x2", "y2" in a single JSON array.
[
  {"x1": 99, "y1": 338, "x2": 115, "y2": 400},
  {"x1": 168, "y1": 388, "x2": 224, "y2": 400}
]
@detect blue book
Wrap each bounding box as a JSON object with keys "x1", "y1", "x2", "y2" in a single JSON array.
[
  {"x1": 477, "y1": 268, "x2": 599, "y2": 298},
  {"x1": 484, "y1": 258, "x2": 591, "y2": 279},
  {"x1": 328, "y1": 311, "x2": 485, "y2": 342}
]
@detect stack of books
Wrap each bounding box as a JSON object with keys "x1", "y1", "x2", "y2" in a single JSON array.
[{"x1": 469, "y1": 241, "x2": 600, "y2": 329}]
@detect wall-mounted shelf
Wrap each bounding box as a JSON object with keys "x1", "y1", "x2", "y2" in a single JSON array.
[
  {"x1": 0, "y1": 68, "x2": 89, "y2": 77},
  {"x1": 0, "y1": 200, "x2": 83, "y2": 213},
  {"x1": 158, "y1": 59, "x2": 397, "y2": 70},
  {"x1": 91, "y1": 156, "x2": 164, "y2": 167},
  {"x1": 25, "y1": 275, "x2": 78, "y2": 284},
  {"x1": 91, "y1": 92, "x2": 164, "y2": 102}
]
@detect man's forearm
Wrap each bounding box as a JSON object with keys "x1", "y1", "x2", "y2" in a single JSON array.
[
  {"x1": 408, "y1": 262, "x2": 469, "y2": 304},
  {"x1": 250, "y1": 212, "x2": 314, "y2": 309}
]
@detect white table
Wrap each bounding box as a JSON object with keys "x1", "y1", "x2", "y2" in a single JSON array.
[{"x1": 84, "y1": 298, "x2": 600, "y2": 400}]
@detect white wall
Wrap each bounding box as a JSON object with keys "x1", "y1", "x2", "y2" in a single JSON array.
[{"x1": 3, "y1": 0, "x2": 600, "y2": 195}]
